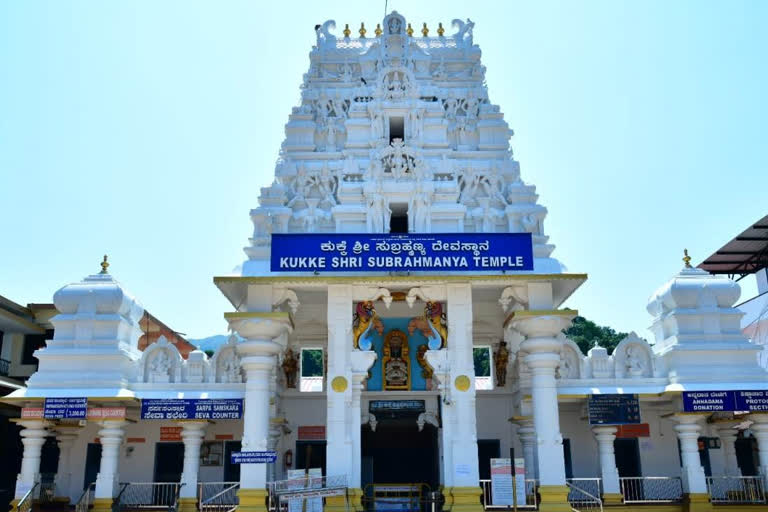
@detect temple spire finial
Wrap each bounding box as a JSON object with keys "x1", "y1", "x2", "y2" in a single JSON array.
[
  {"x1": 421, "y1": 22, "x2": 429, "y2": 37},
  {"x1": 359, "y1": 22, "x2": 366, "y2": 38},
  {"x1": 99, "y1": 254, "x2": 110, "y2": 274},
  {"x1": 437, "y1": 22, "x2": 445, "y2": 36},
  {"x1": 375, "y1": 23, "x2": 382, "y2": 36},
  {"x1": 683, "y1": 249, "x2": 692, "y2": 269},
  {"x1": 343, "y1": 24, "x2": 351, "y2": 38},
  {"x1": 406, "y1": 23, "x2": 414, "y2": 36}
]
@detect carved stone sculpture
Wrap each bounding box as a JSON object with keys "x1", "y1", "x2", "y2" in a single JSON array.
[
  {"x1": 282, "y1": 348, "x2": 299, "y2": 389},
  {"x1": 494, "y1": 341, "x2": 509, "y2": 387}
]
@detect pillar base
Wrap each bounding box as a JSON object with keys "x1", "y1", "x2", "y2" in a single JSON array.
[
  {"x1": 602, "y1": 493, "x2": 624, "y2": 505},
  {"x1": 92, "y1": 498, "x2": 114, "y2": 512},
  {"x1": 446, "y1": 486, "x2": 483, "y2": 512},
  {"x1": 683, "y1": 493, "x2": 713, "y2": 512},
  {"x1": 179, "y1": 497, "x2": 198, "y2": 512},
  {"x1": 237, "y1": 488, "x2": 269, "y2": 512},
  {"x1": 326, "y1": 488, "x2": 363, "y2": 512},
  {"x1": 538, "y1": 485, "x2": 571, "y2": 512}
]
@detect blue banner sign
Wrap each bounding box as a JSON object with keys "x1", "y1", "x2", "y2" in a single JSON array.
[
  {"x1": 141, "y1": 399, "x2": 243, "y2": 420},
  {"x1": 231, "y1": 451, "x2": 277, "y2": 464},
  {"x1": 43, "y1": 397, "x2": 87, "y2": 419},
  {"x1": 735, "y1": 390, "x2": 768, "y2": 412},
  {"x1": 588, "y1": 394, "x2": 641, "y2": 425},
  {"x1": 683, "y1": 390, "x2": 768, "y2": 412},
  {"x1": 682, "y1": 391, "x2": 736, "y2": 412},
  {"x1": 270, "y1": 233, "x2": 534, "y2": 273}
]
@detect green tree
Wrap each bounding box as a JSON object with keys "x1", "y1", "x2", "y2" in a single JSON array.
[
  {"x1": 473, "y1": 347, "x2": 491, "y2": 376},
  {"x1": 563, "y1": 316, "x2": 627, "y2": 356},
  {"x1": 301, "y1": 349, "x2": 324, "y2": 377}
]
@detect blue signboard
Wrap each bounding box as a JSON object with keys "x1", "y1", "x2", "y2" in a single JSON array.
[
  {"x1": 43, "y1": 397, "x2": 87, "y2": 419},
  {"x1": 682, "y1": 391, "x2": 737, "y2": 412},
  {"x1": 270, "y1": 233, "x2": 534, "y2": 273},
  {"x1": 231, "y1": 451, "x2": 277, "y2": 464},
  {"x1": 588, "y1": 394, "x2": 641, "y2": 425},
  {"x1": 141, "y1": 399, "x2": 243, "y2": 420},
  {"x1": 735, "y1": 390, "x2": 768, "y2": 412}
]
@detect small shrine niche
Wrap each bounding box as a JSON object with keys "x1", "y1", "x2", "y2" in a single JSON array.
[{"x1": 382, "y1": 329, "x2": 410, "y2": 390}]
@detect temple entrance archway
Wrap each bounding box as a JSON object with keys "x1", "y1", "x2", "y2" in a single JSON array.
[{"x1": 361, "y1": 420, "x2": 439, "y2": 489}]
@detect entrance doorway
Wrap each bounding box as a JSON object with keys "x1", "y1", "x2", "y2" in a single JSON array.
[
  {"x1": 361, "y1": 421, "x2": 439, "y2": 489},
  {"x1": 154, "y1": 442, "x2": 184, "y2": 482},
  {"x1": 615, "y1": 439, "x2": 642, "y2": 477},
  {"x1": 295, "y1": 441, "x2": 327, "y2": 475}
]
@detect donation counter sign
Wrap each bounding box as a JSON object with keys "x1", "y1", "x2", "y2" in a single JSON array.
[
  {"x1": 271, "y1": 233, "x2": 533, "y2": 273},
  {"x1": 44, "y1": 398, "x2": 87, "y2": 419}
]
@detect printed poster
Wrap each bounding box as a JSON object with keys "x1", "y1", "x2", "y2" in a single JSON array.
[{"x1": 490, "y1": 458, "x2": 513, "y2": 506}]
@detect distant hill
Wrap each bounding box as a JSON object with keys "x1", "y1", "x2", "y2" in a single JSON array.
[{"x1": 187, "y1": 334, "x2": 230, "y2": 353}]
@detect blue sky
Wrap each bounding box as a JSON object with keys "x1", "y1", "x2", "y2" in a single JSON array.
[{"x1": 1, "y1": 1, "x2": 766, "y2": 340}]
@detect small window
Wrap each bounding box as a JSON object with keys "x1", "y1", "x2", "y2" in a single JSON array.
[
  {"x1": 390, "y1": 203, "x2": 408, "y2": 233},
  {"x1": 389, "y1": 116, "x2": 404, "y2": 143},
  {"x1": 300, "y1": 348, "x2": 324, "y2": 392},
  {"x1": 473, "y1": 346, "x2": 493, "y2": 390}
]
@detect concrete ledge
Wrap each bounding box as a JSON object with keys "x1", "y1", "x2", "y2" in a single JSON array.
[
  {"x1": 446, "y1": 486, "x2": 483, "y2": 512},
  {"x1": 538, "y1": 485, "x2": 571, "y2": 512},
  {"x1": 683, "y1": 493, "x2": 713, "y2": 512},
  {"x1": 92, "y1": 498, "x2": 114, "y2": 512},
  {"x1": 236, "y1": 488, "x2": 269, "y2": 512},
  {"x1": 178, "y1": 497, "x2": 198, "y2": 512}
]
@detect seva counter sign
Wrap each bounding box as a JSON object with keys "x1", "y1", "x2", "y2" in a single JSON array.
[
  {"x1": 140, "y1": 399, "x2": 243, "y2": 420},
  {"x1": 270, "y1": 233, "x2": 533, "y2": 273},
  {"x1": 44, "y1": 398, "x2": 87, "y2": 419}
]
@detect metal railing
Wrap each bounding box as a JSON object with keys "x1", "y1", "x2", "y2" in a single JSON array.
[
  {"x1": 479, "y1": 479, "x2": 538, "y2": 510},
  {"x1": 706, "y1": 476, "x2": 767, "y2": 504},
  {"x1": 16, "y1": 483, "x2": 39, "y2": 512},
  {"x1": 198, "y1": 482, "x2": 239, "y2": 512},
  {"x1": 270, "y1": 475, "x2": 348, "y2": 512},
  {"x1": 0, "y1": 358, "x2": 10, "y2": 376},
  {"x1": 38, "y1": 473, "x2": 57, "y2": 503},
  {"x1": 565, "y1": 479, "x2": 602, "y2": 512},
  {"x1": 76, "y1": 483, "x2": 96, "y2": 512},
  {"x1": 116, "y1": 483, "x2": 184, "y2": 511},
  {"x1": 619, "y1": 477, "x2": 683, "y2": 504}
]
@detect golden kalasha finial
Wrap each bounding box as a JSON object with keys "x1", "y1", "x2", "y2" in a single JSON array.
[
  {"x1": 406, "y1": 23, "x2": 414, "y2": 36},
  {"x1": 683, "y1": 249, "x2": 692, "y2": 268},
  {"x1": 375, "y1": 23, "x2": 382, "y2": 36},
  {"x1": 359, "y1": 22, "x2": 366, "y2": 38},
  {"x1": 421, "y1": 23, "x2": 429, "y2": 37},
  {"x1": 343, "y1": 24, "x2": 351, "y2": 38},
  {"x1": 437, "y1": 22, "x2": 445, "y2": 36},
  {"x1": 99, "y1": 254, "x2": 110, "y2": 274}
]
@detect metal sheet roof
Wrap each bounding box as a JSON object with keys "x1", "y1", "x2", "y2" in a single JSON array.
[{"x1": 699, "y1": 214, "x2": 768, "y2": 280}]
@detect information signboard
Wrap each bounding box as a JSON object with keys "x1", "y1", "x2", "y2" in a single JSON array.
[
  {"x1": 490, "y1": 459, "x2": 513, "y2": 506},
  {"x1": 683, "y1": 390, "x2": 768, "y2": 412},
  {"x1": 43, "y1": 398, "x2": 87, "y2": 419},
  {"x1": 231, "y1": 451, "x2": 277, "y2": 464},
  {"x1": 735, "y1": 390, "x2": 768, "y2": 412},
  {"x1": 369, "y1": 400, "x2": 426, "y2": 413},
  {"x1": 588, "y1": 394, "x2": 641, "y2": 425},
  {"x1": 270, "y1": 233, "x2": 534, "y2": 273},
  {"x1": 140, "y1": 399, "x2": 243, "y2": 420}
]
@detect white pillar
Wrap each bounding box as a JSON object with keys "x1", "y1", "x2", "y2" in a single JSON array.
[
  {"x1": 749, "y1": 414, "x2": 768, "y2": 483},
  {"x1": 510, "y1": 313, "x2": 574, "y2": 487},
  {"x1": 179, "y1": 421, "x2": 207, "y2": 498},
  {"x1": 350, "y1": 351, "x2": 376, "y2": 488},
  {"x1": 326, "y1": 285, "x2": 354, "y2": 481},
  {"x1": 444, "y1": 283, "x2": 481, "y2": 490},
  {"x1": 715, "y1": 423, "x2": 741, "y2": 476},
  {"x1": 672, "y1": 414, "x2": 707, "y2": 494},
  {"x1": 513, "y1": 419, "x2": 537, "y2": 480},
  {"x1": 94, "y1": 420, "x2": 127, "y2": 499},
  {"x1": 14, "y1": 420, "x2": 49, "y2": 499},
  {"x1": 54, "y1": 427, "x2": 79, "y2": 498},
  {"x1": 592, "y1": 426, "x2": 620, "y2": 495}
]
